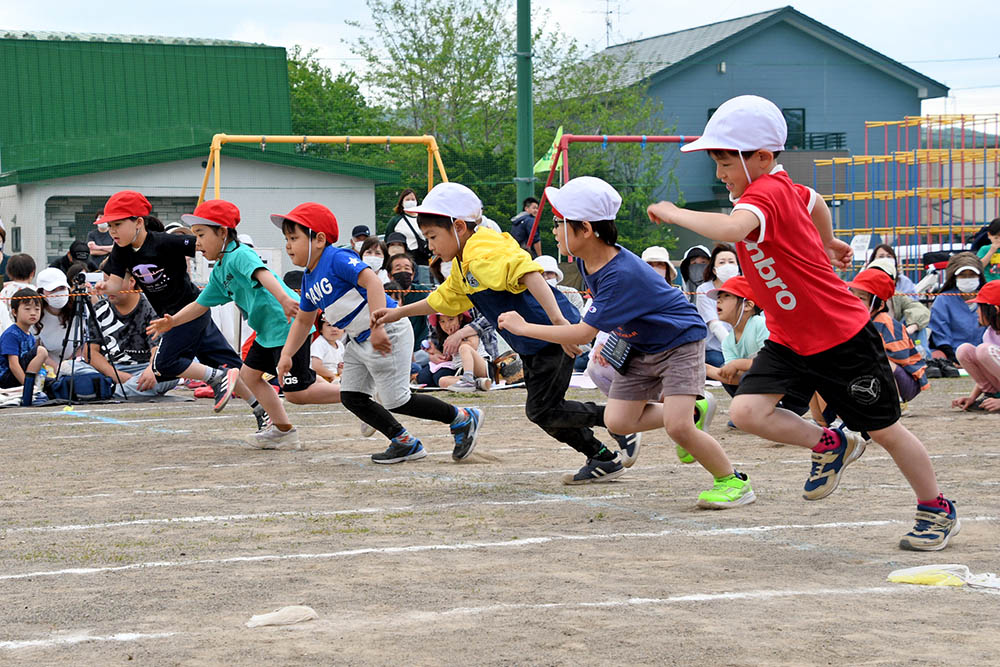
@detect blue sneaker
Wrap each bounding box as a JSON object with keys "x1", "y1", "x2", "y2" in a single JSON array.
[
  {"x1": 450, "y1": 407, "x2": 484, "y2": 460},
  {"x1": 561, "y1": 453, "x2": 626, "y2": 485},
  {"x1": 371, "y1": 436, "x2": 426, "y2": 464},
  {"x1": 899, "y1": 498, "x2": 961, "y2": 551},
  {"x1": 802, "y1": 428, "x2": 866, "y2": 500},
  {"x1": 611, "y1": 432, "x2": 641, "y2": 467}
]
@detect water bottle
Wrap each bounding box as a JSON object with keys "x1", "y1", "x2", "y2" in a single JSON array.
[{"x1": 36, "y1": 367, "x2": 47, "y2": 392}]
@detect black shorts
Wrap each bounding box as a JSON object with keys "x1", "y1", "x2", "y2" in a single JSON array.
[
  {"x1": 243, "y1": 337, "x2": 316, "y2": 393},
  {"x1": 735, "y1": 321, "x2": 900, "y2": 432}
]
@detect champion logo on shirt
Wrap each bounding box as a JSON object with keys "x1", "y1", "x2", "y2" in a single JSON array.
[{"x1": 744, "y1": 242, "x2": 797, "y2": 311}]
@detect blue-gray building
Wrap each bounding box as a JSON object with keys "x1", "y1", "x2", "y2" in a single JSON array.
[{"x1": 598, "y1": 5, "x2": 948, "y2": 246}]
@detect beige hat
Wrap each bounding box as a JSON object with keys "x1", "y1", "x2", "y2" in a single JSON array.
[
  {"x1": 535, "y1": 255, "x2": 563, "y2": 282},
  {"x1": 867, "y1": 257, "x2": 897, "y2": 280},
  {"x1": 641, "y1": 245, "x2": 678, "y2": 282}
]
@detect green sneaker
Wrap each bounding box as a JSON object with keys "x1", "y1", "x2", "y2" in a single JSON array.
[
  {"x1": 696, "y1": 472, "x2": 756, "y2": 509},
  {"x1": 676, "y1": 395, "x2": 717, "y2": 464},
  {"x1": 675, "y1": 445, "x2": 696, "y2": 464}
]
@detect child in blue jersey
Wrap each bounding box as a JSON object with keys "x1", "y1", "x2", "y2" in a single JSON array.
[
  {"x1": 499, "y1": 177, "x2": 755, "y2": 508},
  {"x1": 148, "y1": 200, "x2": 342, "y2": 449},
  {"x1": 372, "y1": 182, "x2": 632, "y2": 486},
  {"x1": 274, "y1": 202, "x2": 483, "y2": 464},
  {"x1": 0, "y1": 288, "x2": 49, "y2": 406}
]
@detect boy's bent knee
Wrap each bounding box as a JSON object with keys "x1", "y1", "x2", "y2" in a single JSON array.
[
  {"x1": 340, "y1": 390, "x2": 370, "y2": 412},
  {"x1": 729, "y1": 395, "x2": 766, "y2": 429}
]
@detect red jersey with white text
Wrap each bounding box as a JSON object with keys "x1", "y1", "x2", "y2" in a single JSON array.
[{"x1": 732, "y1": 168, "x2": 869, "y2": 355}]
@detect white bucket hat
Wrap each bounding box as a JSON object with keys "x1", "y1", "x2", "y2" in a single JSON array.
[
  {"x1": 640, "y1": 246, "x2": 677, "y2": 282},
  {"x1": 680, "y1": 95, "x2": 787, "y2": 154},
  {"x1": 535, "y1": 255, "x2": 564, "y2": 282},
  {"x1": 545, "y1": 176, "x2": 622, "y2": 221},
  {"x1": 405, "y1": 182, "x2": 482, "y2": 223}
]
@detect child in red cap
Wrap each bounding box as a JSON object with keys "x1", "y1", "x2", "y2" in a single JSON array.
[
  {"x1": 649, "y1": 94, "x2": 958, "y2": 551},
  {"x1": 97, "y1": 191, "x2": 265, "y2": 429},
  {"x1": 953, "y1": 281, "x2": 1000, "y2": 412}
]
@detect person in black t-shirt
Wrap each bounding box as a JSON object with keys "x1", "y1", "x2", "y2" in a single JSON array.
[{"x1": 96, "y1": 190, "x2": 268, "y2": 429}]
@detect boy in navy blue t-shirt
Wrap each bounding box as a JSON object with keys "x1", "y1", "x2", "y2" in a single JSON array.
[
  {"x1": 500, "y1": 177, "x2": 754, "y2": 508},
  {"x1": 274, "y1": 202, "x2": 483, "y2": 464},
  {"x1": 0, "y1": 288, "x2": 49, "y2": 406}
]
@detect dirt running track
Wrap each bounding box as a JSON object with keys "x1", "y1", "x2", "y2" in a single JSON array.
[{"x1": 1, "y1": 377, "x2": 998, "y2": 665}]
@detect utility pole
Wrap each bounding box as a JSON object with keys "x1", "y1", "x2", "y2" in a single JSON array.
[{"x1": 515, "y1": 0, "x2": 534, "y2": 207}]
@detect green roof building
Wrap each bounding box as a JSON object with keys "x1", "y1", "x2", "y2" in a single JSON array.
[{"x1": 0, "y1": 30, "x2": 397, "y2": 266}]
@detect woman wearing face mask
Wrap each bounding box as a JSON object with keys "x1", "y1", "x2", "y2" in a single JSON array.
[
  {"x1": 695, "y1": 244, "x2": 741, "y2": 368},
  {"x1": 679, "y1": 245, "x2": 711, "y2": 304},
  {"x1": 34, "y1": 266, "x2": 84, "y2": 370},
  {"x1": 641, "y1": 246, "x2": 679, "y2": 287},
  {"x1": 386, "y1": 189, "x2": 431, "y2": 267},
  {"x1": 358, "y1": 237, "x2": 391, "y2": 284},
  {"x1": 930, "y1": 252, "x2": 987, "y2": 367}
]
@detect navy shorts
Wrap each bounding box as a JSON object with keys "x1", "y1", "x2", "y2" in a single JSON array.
[
  {"x1": 243, "y1": 337, "x2": 316, "y2": 393},
  {"x1": 151, "y1": 310, "x2": 243, "y2": 380},
  {"x1": 735, "y1": 321, "x2": 900, "y2": 432},
  {"x1": 0, "y1": 347, "x2": 38, "y2": 388}
]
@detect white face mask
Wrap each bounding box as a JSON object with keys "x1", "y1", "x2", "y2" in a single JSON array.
[
  {"x1": 362, "y1": 255, "x2": 383, "y2": 271},
  {"x1": 545, "y1": 277, "x2": 558, "y2": 287},
  {"x1": 46, "y1": 294, "x2": 69, "y2": 309},
  {"x1": 353, "y1": 241, "x2": 365, "y2": 252},
  {"x1": 403, "y1": 199, "x2": 417, "y2": 212},
  {"x1": 716, "y1": 264, "x2": 740, "y2": 283},
  {"x1": 956, "y1": 277, "x2": 980, "y2": 294},
  {"x1": 97, "y1": 223, "x2": 109, "y2": 232}
]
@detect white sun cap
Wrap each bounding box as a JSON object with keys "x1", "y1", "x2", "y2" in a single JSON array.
[
  {"x1": 405, "y1": 182, "x2": 482, "y2": 223},
  {"x1": 640, "y1": 245, "x2": 678, "y2": 282},
  {"x1": 535, "y1": 255, "x2": 564, "y2": 282},
  {"x1": 680, "y1": 95, "x2": 786, "y2": 154},
  {"x1": 544, "y1": 176, "x2": 622, "y2": 221}
]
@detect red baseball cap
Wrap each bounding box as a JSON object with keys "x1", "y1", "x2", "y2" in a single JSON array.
[
  {"x1": 96, "y1": 190, "x2": 152, "y2": 225},
  {"x1": 270, "y1": 202, "x2": 339, "y2": 243},
  {"x1": 707, "y1": 275, "x2": 755, "y2": 301},
  {"x1": 970, "y1": 280, "x2": 1000, "y2": 306},
  {"x1": 182, "y1": 199, "x2": 241, "y2": 229},
  {"x1": 847, "y1": 268, "x2": 895, "y2": 302}
]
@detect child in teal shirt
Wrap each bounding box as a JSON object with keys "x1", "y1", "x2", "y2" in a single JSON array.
[{"x1": 148, "y1": 199, "x2": 341, "y2": 449}]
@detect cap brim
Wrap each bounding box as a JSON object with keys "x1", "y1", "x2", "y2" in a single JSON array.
[
  {"x1": 181, "y1": 214, "x2": 222, "y2": 228},
  {"x1": 94, "y1": 213, "x2": 133, "y2": 225},
  {"x1": 679, "y1": 135, "x2": 736, "y2": 153}
]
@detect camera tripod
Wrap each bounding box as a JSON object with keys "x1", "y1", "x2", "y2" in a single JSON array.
[{"x1": 55, "y1": 274, "x2": 128, "y2": 402}]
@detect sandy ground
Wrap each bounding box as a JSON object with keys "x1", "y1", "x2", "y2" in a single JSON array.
[{"x1": 1, "y1": 377, "x2": 998, "y2": 666}]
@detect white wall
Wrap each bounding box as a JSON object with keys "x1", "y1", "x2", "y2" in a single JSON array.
[{"x1": 5, "y1": 156, "x2": 378, "y2": 265}]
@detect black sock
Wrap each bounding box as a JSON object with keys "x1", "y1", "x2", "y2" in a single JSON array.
[
  {"x1": 389, "y1": 393, "x2": 459, "y2": 425},
  {"x1": 21, "y1": 373, "x2": 36, "y2": 407},
  {"x1": 341, "y1": 391, "x2": 405, "y2": 440},
  {"x1": 592, "y1": 446, "x2": 615, "y2": 462}
]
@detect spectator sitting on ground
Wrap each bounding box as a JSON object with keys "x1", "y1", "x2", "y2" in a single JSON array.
[
  {"x1": 79, "y1": 266, "x2": 179, "y2": 398},
  {"x1": 34, "y1": 266, "x2": 85, "y2": 370},
  {"x1": 867, "y1": 243, "x2": 919, "y2": 299},
  {"x1": 311, "y1": 316, "x2": 345, "y2": 383},
  {"x1": 51, "y1": 240, "x2": 98, "y2": 273},
  {"x1": 867, "y1": 257, "x2": 932, "y2": 357},
  {"x1": 509, "y1": 197, "x2": 541, "y2": 257},
  {"x1": 641, "y1": 245, "x2": 679, "y2": 287},
  {"x1": 679, "y1": 244, "x2": 710, "y2": 303},
  {"x1": 88, "y1": 213, "x2": 115, "y2": 258},
  {"x1": 930, "y1": 252, "x2": 987, "y2": 366},
  {"x1": 976, "y1": 217, "x2": 1000, "y2": 283},
  {"x1": 358, "y1": 237, "x2": 391, "y2": 284},
  {"x1": 0, "y1": 288, "x2": 49, "y2": 406},
  {"x1": 1, "y1": 253, "x2": 36, "y2": 332},
  {"x1": 696, "y1": 243, "x2": 741, "y2": 369},
  {"x1": 535, "y1": 254, "x2": 585, "y2": 314},
  {"x1": 420, "y1": 311, "x2": 492, "y2": 392}
]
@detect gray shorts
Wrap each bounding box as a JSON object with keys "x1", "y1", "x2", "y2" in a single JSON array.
[
  {"x1": 608, "y1": 339, "x2": 706, "y2": 402},
  {"x1": 341, "y1": 319, "x2": 414, "y2": 409}
]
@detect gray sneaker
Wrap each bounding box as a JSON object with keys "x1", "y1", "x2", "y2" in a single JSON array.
[{"x1": 250, "y1": 425, "x2": 301, "y2": 450}]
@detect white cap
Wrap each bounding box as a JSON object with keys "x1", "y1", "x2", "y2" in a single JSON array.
[
  {"x1": 680, "y1": 95, "x2": 786, "y2": 153},
  {"x1": 36, "y1": 267, "x2": 69, "y2": 292},
  {"x1": 867, "y1": 257, "x2": 897, "y2": 279},
  {"x1": 405, "y1": 182, "x2": 482, "y2": 223},
  {"x1": 641, "y1": 245, "x2": 677, "y2": 282},
  {"x1": 238, "y1": 233, "x2": 255, "y2": 247},
  {"x1": 545, "y1": 176, "x2": 622, "y2": 221},
  {"x1": 535, "y1": 255, "x2": 563, "y2": 282}
]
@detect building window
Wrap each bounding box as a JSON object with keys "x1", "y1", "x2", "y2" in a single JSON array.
[{"x1": 782, "y1": 108, "x2": 805, "y2": 149}]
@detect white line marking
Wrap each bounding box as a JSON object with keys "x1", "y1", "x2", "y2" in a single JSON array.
[
  {"x1": 4, "y1": 517, "x2": 995, "y2": 582},
  {"x1": 0, "y1": 631, "x2": 176, "y2": 650}
]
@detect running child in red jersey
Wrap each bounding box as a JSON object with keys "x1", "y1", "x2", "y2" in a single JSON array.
[{"x1": 648, "y1": 95, "x2": 958, "y2": 551}]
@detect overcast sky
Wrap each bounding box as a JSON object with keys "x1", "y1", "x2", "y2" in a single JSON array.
[{"x1": 4, "y1": 0, "x2": 998, "y2": 114}]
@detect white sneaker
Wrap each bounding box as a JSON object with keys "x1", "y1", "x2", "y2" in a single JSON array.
[
  {"x1": 359, "y1": 420, "x2": 377, "y2": 437},
  {"x1": 250, "y1": 425, "x2": 301, "y2": 450},
  {"x1": 446, "y1": 376, "x2": 477, "y2": 393}
]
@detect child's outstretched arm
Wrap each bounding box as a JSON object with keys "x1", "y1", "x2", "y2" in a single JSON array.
[
  {"x1": 146, "y1": 302, "x2": 209, "y2": 336},
  {"x1": 498, "y1": 310, "x2": 597, "y2": 347},
  {"x1": 521, "y1": 271, "x2": 582, "y2": 356},
  {"x1": 253, "y1": 268, "x2": 299, "y2": 321},
  {"x1": 648, "y1": 201, "x2": 758, "y2": 243},
  {"x1": 370, "y1": 297, "x2": 435, "y2": 328},
  {"x1": 277, "y1": 308, "x2": 316, "y2": 378},
  {"x1": 357, "y1": 267, "x2": 392, "y2": 355}
]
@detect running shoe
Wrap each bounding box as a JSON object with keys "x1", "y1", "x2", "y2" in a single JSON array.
[
  {"x1": 253, "y1": 405, "x2": 272, "y2": 433},
  {"x1": 899, "y1": 498, "x2": 961, "y2": 551},
  {"x1": 450, "y1": 407, "x2": 484, "y2": 460},
  {"x1": 696, "y1": 472, "x2": 756, "y2": 509},
  {"x1": 611, "y1": 432, "x2": 642, "y2": 468},
  {"x1": 250, "y1": 426, "x2": 301, "y2": 450},
  {"x1": 359, "y1": 420, "x2": 377, "y2": 437},
  {"x1": 210, "y1": 367, "x2": 240, "y2": 413},
  {"x1": 371, "y1": 437, "x2": 426, "y2": 464},
  {"x1": 446, "y1": 376, "x2": 477, "y2": 393},
  {"x1": 802, "y1": 428, "x2": 866, "y2": 500},
  {"x1": 561, "y1": 453, "x2": 626, "y2": 485}
]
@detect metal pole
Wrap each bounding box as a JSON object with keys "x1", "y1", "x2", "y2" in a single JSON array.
[{"x1": 515, "y1": 0, "x2": 534, "y2": 207}]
